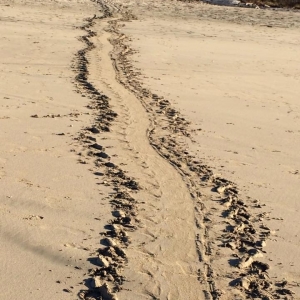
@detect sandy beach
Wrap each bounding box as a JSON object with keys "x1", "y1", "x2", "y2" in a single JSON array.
[{"x1": 0, "y1": 0, "x2": 299, "y2": 299}]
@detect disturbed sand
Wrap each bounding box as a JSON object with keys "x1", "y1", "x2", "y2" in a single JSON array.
[{"x1": 0, "y1": 0, "x2": 299, "y2": 299}]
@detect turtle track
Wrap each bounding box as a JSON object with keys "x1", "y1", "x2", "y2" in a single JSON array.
[
  {"x1": 73, "y1": 13, "x2": 141, "y2": 300},
  {"x1": 72, "y1": 1, "x2": 295, "y2": 299},
  {"x1": 101, "y1": 1, "x2": 295, "y2": 299}
]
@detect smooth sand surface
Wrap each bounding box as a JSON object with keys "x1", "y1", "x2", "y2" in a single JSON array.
[
  {"x1": 1, "y1": 0, "x2": 299, "y2": 299},
  {"x1": 0, "y1": 1, "x2": 111, "y2": 299}
]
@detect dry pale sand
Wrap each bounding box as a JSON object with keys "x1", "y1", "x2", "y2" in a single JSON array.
[
  {"x1": 1, "y1": 0, "x2": 300, "y2": 299},
  {"x1": 0, "y1": 1, "x2": 111, "y2": 299},
  {"x1": 120, "y1": 1, "x2": 300, "y2": 295}
]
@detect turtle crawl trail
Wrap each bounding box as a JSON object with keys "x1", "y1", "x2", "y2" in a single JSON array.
[{"x1": 74, "y1": 1, "x2": 296, "y2": 299}]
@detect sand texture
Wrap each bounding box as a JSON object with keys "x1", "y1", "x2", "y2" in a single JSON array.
[{"x1": 0, "y1": 0, "x2": 299, "y2": 299}]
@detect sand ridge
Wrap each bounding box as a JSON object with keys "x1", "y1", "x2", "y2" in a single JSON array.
[{"x1": 72, "y1": 14, "x2": 140, "y2": 299}]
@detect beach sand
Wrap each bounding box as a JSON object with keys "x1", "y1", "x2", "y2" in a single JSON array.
[
  {"x1": 0, "y1": 0, "x2": 299, "y2": 299},
  {"x1": 0, "y1": 1, "x2": 110, "y2": 299},
  {"x1": 120, "y1": 2, "x2": 300, "y2": 295}
]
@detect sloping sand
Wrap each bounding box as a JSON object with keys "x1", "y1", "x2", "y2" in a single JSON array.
[{"x1": 1, "y1": 0, "x2": 299, "y2": 299}]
